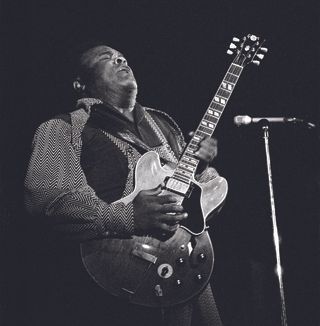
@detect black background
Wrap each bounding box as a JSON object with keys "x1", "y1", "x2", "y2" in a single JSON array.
[{"x1": 0, "y1": 1, "x2": 318, "y2": 325}]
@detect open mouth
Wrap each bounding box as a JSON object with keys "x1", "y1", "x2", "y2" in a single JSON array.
[{"x1": 118, "y1": 67, "x2": 131, "y2": 73}]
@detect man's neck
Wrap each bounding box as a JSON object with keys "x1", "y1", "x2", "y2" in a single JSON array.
[
  {"x1": 102, "y1": 85, "x2": 137, "y2": 122},
  {"x1": 105, "y1": 82, "x2": 137, "y2": 106},
  {"x1": 106, "y1": 92, "x2": 136, "y2": 109}
]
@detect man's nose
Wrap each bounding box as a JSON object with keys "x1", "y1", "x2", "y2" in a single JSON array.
[{"x1": 114, "y1": 56, "x2": 127, "y2": 65}]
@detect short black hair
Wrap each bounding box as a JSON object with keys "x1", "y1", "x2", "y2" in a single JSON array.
[{"x1": 69, "y1": 39, "x2": 109, "y2": 82}]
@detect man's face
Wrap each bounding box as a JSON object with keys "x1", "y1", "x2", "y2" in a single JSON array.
[{"x1": 80, "y1": 45, "x2": 137, "y2": 100}]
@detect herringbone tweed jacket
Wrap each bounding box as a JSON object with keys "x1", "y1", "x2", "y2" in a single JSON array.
[{"x1": 24, "y1": 98, "x2": 217, "y2": 242}]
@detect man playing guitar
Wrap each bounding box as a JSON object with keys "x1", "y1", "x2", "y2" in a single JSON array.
[{"x1": 25, "y1": 43, "x2": 223, "y2": 326}]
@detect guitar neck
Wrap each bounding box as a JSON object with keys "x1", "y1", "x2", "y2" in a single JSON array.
[{"x1": 173, "y1": 63, "x2": 244, "y2": 184}]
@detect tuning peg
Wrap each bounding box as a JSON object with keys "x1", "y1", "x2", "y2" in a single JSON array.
[
  {"x1": 252, "y1": 60, "x2": 261, "y2": 66},
  {"x1": 232, "y1": 37, "x2": 240, "y2": 42},
  {"x1": 249, "y1": 34, "x2": 258, "y2": 41},
  {"x1": 227, "y1": 49, "x2": 233, "y2": 55},
  {"x1": 260, "y1": 47, "x2": 268, "y2": 53},
  {"x1": 229, "y1": 43, "x2": 237, "y2": 49},
  {"x1": 257, "y1": 54, "x2": 264, "y2": 60}
]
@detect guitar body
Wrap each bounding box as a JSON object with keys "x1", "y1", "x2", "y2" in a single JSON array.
[
  {"x1": 81, "y1": 151, "x2": 228, "y2": 307},
  {"x1": 81, "y1": 227, "x2": 214, "y2": 307}
]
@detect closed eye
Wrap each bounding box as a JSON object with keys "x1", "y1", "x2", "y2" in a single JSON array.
[{"x1": 99, "y1": 51, "x2": 114, "y2": 61}]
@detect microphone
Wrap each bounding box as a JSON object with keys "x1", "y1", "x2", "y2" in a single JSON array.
[{"x1": 234, "y1": 115, "x2": 305, "y2": 126}]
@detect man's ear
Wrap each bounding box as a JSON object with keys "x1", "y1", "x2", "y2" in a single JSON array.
[{"x1": 73, "y1": 78, "x2": 86, "y2": 92}]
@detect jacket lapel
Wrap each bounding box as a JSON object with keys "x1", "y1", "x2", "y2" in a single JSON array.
[{"x1": 116, "y1": 130, "x2": 152, "y2": 153}]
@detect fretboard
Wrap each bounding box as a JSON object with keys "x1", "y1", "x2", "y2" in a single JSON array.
[{"x1": 172, "y1": 63, "x2": 243, "y2": 184}]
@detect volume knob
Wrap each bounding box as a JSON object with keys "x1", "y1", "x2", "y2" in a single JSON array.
[
  {"x1": 194, "y1": 274, "x2": 204, "y2": 282},
  {"x1": 161, "y1": 266, "x2": 169, "y2": 277},
  {"x1": 175, "y1": 279, "x2": 183, "y2": 287},
  {"x1": 197, "y1": 253, "x2": 206, "y2": 262}
]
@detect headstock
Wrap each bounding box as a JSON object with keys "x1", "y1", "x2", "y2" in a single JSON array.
[{"x1": 227, "y1": 34, "x2": 268, "y2": 67}]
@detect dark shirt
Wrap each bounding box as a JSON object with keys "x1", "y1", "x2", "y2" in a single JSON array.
[{"x1": 81, "y1": 102, "x2": 183, "y2": 203}]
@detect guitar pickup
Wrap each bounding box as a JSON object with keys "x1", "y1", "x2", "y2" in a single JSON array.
[{"x1": 163, "y1": 177, "x2": 194, "y2": 198}]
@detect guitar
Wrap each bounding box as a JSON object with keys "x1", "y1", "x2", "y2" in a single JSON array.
[{"x1": 81, "y1": 34, "x2": 267, "y2": 307}]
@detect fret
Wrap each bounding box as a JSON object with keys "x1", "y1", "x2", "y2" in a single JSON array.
[
  {"x1": 198, "y1": 125, "x2": 213, "y2": 135},
  {"x1": 195, "y1": 130, "x2": 207, "y2": 138},
  {"x1": 172, "y1": 174, "x2": 190, "y2": 184},
  {"x1": 207, "y1": 108, "x2": 221, "y2": 118},
  {"x1": 228, "y1": 64, "x2": 242, "y2": 72},
  {"x1": 190, "y1": 139, "x2": 199, "y2": 146},
  {"x1": 209, "y1": 102, "x2": 224, "y2": 111},
  {"x1": 177, "y1": 165, "x2": 195, "y2": 174},
  {"x1": 225, "y1": 73, "x2": 238, "y2": 84},
  {"x1": 214, "y1": 96, "x2": 226, "y2": 105},
  {"x1": 222, "y1": 79, "x2": 235, "y2": 86},
  {"x1": 187, "y1": 146, "x2": 198, "y2": 155},
  {"x1": 176, "y1": 168, "x2": 193, "y2": 178},
  {"x1": 186, "y1": 148, "x2": 196, "y2": 155},
  {"x1": 188, "y1": 144, "x2": 199, "y2": 153},
  {"x1": 221, "y1": 81, "x2": 233, "y2": 91},
  {"x1": 183, "y1": 154, "x2": 194, "y2": 164},
  {"x1": 175, "y1": 168, "x2": 193, "y2": 179},
  {"x1": 231, "y1": 63, "x2": 242, "y2": 68},
  {"x1": 217, "y1": 88, "x2": 230, "y2": 99},
  {"x1": 184, "y1": 152, "x2": 199, "y2": 162},
  {"x1": 186, "y1": 150, "x2": 197, "y2": 157},
  {"x1": 202, "y1": 120, "x2": 216, "y2": 129},
  {"x1": 189, "y1": 143, "x2": 199, "y2": 149},
  {"x1": 179, "y1": 162, "x2": 196, "y2": 171},
  {"x1": 181, "y1": 158, "x2": 197, "y2": 167},
  {"x1": 182, "y1": 155, "x2": 197, "y2": 163},
  {"x1": 204, "y1": 114, "x2": 218, "y2": 124},
  {"x1": 229, "y1": 64, "x2": 242, "y2": 75}
]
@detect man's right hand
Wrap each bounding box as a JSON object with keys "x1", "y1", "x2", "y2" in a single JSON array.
[{"x1": 133, "y1": 185, "x2": 188, "y2": 233}]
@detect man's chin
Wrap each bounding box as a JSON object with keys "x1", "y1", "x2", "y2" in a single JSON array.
[{"x1": 120, "y1": 78, "x2": 138, "y2": 92}]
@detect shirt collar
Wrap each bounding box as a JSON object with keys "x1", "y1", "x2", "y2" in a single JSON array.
[
  {"x1": 76, "y1": 97, "x2": 145, "y2": 124},
  {"x1": 76, "y1": 97, "x2": 103, "y2": 113}
]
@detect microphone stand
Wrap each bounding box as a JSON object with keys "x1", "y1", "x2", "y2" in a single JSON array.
[{"x1": 261, "y1": 121, "x2": 288, "y2": 326}]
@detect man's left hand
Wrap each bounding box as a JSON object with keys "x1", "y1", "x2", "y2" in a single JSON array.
[
  {"x1": 194, "y1": 137, "x2": 218, "y2": 164},
  {"x1": 194, "y1": 137, "x2": 218, "y2": 174}
]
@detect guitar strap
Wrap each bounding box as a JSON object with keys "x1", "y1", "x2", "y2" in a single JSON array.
[{"x1": 144, "y1": 111, "x2": 179, "y2": 164}]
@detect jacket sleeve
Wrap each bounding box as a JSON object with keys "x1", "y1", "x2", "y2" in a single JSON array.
[
  {"x1": 195, "y1": 166, "x2": 219, "y2": 183},
  {"x1": 24, "y1": 118, "x2": 134, "y2": 241}
]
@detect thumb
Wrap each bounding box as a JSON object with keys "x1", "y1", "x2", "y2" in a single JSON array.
[{"x1": 143, "y1": 184, "x2": 163, "y2": 196}]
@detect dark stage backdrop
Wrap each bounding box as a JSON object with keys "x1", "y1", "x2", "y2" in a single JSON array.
[{"x1": 1, "y1": 1, "x2": 318, "y2": 325}]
